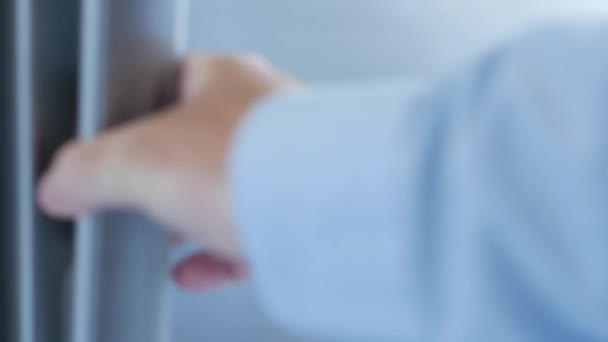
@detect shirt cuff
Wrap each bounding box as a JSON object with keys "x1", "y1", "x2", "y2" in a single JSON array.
[{"x1": 229, "y1": 81, "x2": 425, "y2": 338}]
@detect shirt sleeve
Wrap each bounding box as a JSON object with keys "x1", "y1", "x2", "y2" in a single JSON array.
[{"x1": 229, "y1": 23, "x2": 608, "y2": 341}]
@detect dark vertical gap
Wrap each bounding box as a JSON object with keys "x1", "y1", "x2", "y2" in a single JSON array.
[
  {"x1": 30, "y1": 0, "x2": 80, "y2": 341},
  {"x1": 0, "y1": 1, "x2": 17, "y2": 341}
]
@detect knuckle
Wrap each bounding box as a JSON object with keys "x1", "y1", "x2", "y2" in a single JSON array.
[
  {"x1": 215, "y1": 55, "x2": 243, "y2": 71},
  {"x1": 239, "y1": 52, "x2": 266, "y2": 65},
  {"x1": 183, "y1": 53, "x2": 209, "y2": 71},
  {"x1": 55, "y1": 141, "x2": 88, "y2": 169},
  {"x1": 182, "y1": 52, "x2": 270, "y2": 75},
  {"x1": 182, "y1": 54, "x2": 213, "y2": 79}
]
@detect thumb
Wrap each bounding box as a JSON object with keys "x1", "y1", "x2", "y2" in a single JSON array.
[
  {"x1": 38, "y1": 113, "x2": 171, "y2": 219},
  {"x1": 172, "y1": 252, "x2": 247, "y2": 291}
]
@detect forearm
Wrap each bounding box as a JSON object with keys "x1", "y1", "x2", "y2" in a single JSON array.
[{"x1": 229, "y1": 23, "x2": 608, "y2": 341}]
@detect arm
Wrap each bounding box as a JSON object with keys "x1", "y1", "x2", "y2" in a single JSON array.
[
  {"x1": 38, "y1": 25, "x2": 608, "y2": 342},
  {"x1": 230, "y1": 24, "x2": 608, "y2": 340}
]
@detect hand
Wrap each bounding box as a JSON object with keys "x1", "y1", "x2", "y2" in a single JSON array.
[{"x1": 38, "y1": 54, "x2": 298, "y2": 290}]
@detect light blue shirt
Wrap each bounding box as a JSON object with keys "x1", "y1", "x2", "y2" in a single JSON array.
[{"x1": 229, "y1": 23, "x2": 608, "y2": 341}]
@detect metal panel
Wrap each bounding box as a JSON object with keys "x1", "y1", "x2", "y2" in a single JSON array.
[
  {"x1": 13, "y1": 1, "x2": 36, "y2": 340},
  {"x1": 30, "y1": 2, "x2": 80, "y2": 342},
  {"x1": 11, "y1": 1, "x2": 80, "y2": 342},
  {"x1": 1, "y1": 1, "x2": 17, "y2": 341},
  {"x1": 71, "y1": 0, "x2": 182, "y2": 341},
  {"x1": 4, "y1": 1, "x2": 185, "y2": 341}
]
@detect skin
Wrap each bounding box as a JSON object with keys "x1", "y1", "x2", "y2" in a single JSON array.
[{"x1": 38, "y1": 54, "x2": 299, "y2": 291}]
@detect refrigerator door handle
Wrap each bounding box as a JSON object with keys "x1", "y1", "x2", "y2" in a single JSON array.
[{"x1": 71, "y1": 1, "x2": 187, "y2": 341}]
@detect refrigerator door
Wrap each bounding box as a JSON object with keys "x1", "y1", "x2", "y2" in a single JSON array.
[
  {"x1": 3, "y1": 1, "x2": 181, "y2": 341},
  {"x1": 71, "y1": 1, "x2": 181, "y2": 342}
]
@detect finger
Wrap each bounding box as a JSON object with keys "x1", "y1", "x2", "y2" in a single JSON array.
[
  {"x1": 180, "y1": 53, "x2": 272, "y2": 102},
  {"x1": 180, "y1": 54, "x2": 212, "y2": 102},
  {"x1": 37, "y1": 112, "x2": 177, "y2": 219},
  {"x1": 172, "y1": 252, "x2": 247, "y2": 291}
]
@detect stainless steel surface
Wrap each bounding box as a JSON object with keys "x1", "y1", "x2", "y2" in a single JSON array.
[
  {"x1": 1, "y1": 1, "x2": 17, "y2": 341},
  {"x1": 11, "y1": 1, "x2": 80, "y2": 342},
  {"x1": 30, "y1": 2, "x2": 80, "y2": 342},
  {"x1": 5, "y1": 1, "x2": 177, "y2": 341},
  {"x1": 72, "y1": 0, "x2": 179, "y2": 341},
  {"x1": 14, "y1": 1, "x2": 36, "y2": 340}
]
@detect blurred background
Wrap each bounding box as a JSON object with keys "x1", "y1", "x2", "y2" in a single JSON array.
[{"x1": 172, "y1": 0, "x2": 608, "y2": 341}]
